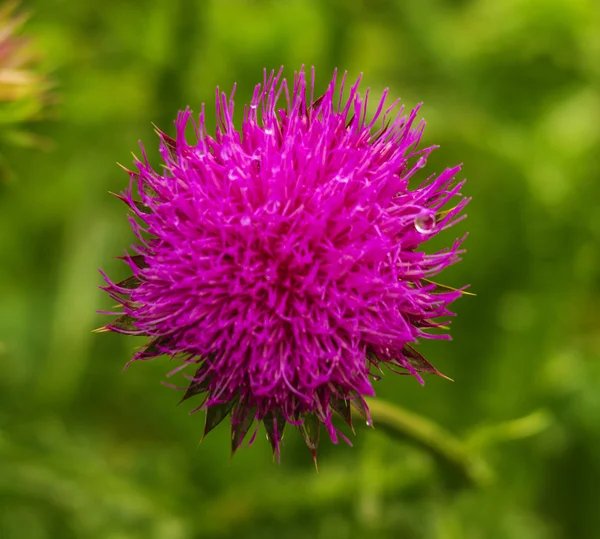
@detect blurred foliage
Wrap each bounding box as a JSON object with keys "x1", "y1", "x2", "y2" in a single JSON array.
[{"x1": 1, "y1": 0, "x2": 600, "y2": 538}]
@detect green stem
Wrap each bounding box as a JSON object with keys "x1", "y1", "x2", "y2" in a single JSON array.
[{"x1": 361, "y1": 398, "x2": 494, "y2": 488}]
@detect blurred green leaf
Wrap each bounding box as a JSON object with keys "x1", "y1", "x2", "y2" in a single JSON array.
[{"x1": 465, "y1": 409, "x2": 554, "y2": 450}]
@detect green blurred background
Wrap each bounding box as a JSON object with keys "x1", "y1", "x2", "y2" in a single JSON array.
[{"x1": 1, "y1": 0, "x2": 600, "y2": 537}]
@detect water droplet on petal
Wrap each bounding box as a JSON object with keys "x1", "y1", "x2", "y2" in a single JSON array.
[
  {"x1": 414, "y1": 212, "x2": 436, "y2": 234},
  {"x1": 241, "y1": 216, "x2": 251, "y2": 226},
  {"x1": 417, "y1": 157, "x2": 427, "y2": 168},
  {"x1": 265, "y1": 200, "x2": 281, "y2": 214}
]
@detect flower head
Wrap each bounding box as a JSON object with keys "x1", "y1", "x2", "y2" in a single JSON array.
[{"x1": 99, "y1": 67, "x2": 470, "y2": 462}]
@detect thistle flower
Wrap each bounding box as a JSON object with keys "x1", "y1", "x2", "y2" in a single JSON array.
[{"x1": 99, "y1": 67, "x2": 470, "y2": 462}]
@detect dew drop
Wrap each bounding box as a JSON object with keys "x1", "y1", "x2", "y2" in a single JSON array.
[
  {"x1": 416, "y1": 157, "x2": 427, "y2": 168},
  {"x1": 414, "y1": 212, "x2": 436, "y2": 234},
  {"x1": 241, "y1": 216, "x2": 251, "y2": 226},
  {"x1": 265, "y1": 200, "x2": 281, "y2": 214}
]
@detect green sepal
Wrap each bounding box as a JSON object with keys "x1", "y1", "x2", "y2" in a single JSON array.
[
  {"x1": 153, "y1": 123, "x2": 178, "y2": 161},
  {"x1": 202, "y1": 401, "x2": 234, "y2": 440},
  {"x1": 110, "y1": 192, "x2": 152, "y2": 215},
  {"x1": 350, "y1": 398, "x2": 372, "y2": 426},
  {"x1": 231, "y1": 405, "x2": 256, "y2": 455},
  {"x1": 117, "y1": 254, "x2": 148, "y2": 269},
  {"x1": 116, "y1": 276, "x2": 142, "y2": 290},
  {"x1": 403, "y1": 344, "x2": 453, "y2": 381},
  {"x1": 131, "y1": 200, "x2": 153, "y2": 214},
  {"x1": 331, "y1": 396, "x2": 353, "y2": 431},
  {"x1": 179, "y1": 369, "x2": 211, "y2": 404},
  {"x1": 263, "y1": 411, "x2": 286, "y2": 456},
  {"x1": 108, "y1": 314, "x2": 138, "y2": 332},
  {"x1": 435, "y1": 208, "x2": 453, "y2": 223},
  {"x1": 129, "y1": 255, "x2": 148, "y2": 269},
  {"x1": 299, "y1": 413, "x2": 321, "y2": 451},
  {"x1": 136, "y1": 337, "x2": 163, "y2": 358}
]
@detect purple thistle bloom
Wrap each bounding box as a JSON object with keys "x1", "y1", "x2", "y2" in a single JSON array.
[{"x1": 99, "y1": 67, "x2": 470, "y2": 462}]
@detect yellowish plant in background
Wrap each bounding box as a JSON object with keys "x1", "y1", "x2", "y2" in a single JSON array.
[{"x1": 0, "y1": 0, "x2": 52, "y2": 179}]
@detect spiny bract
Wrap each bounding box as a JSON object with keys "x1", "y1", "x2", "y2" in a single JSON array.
[{"x1": 99, "y1": 67, "x2": 470, "y2": 463}]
